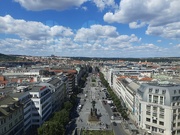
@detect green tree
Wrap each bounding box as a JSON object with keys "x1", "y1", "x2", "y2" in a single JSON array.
[
  {"x1": 53, "y1": 109, "x2": 69, "y2": 126},
  {"x1": 38, "y1": 121, "x2": 64, "y2": 135},
  {"x1": 99, "y1": 72, "x2": 129, "y2": 120},
  {"x1": 64, "y1": 101, "x2": 73, "y2": 111}
]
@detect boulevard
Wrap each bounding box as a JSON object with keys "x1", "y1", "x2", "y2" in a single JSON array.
[{"x1": 66, "y1": 73, "x2": 129, "y2": 135}]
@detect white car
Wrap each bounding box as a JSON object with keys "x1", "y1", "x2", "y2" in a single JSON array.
[{"x1": 111, "y1": 116, "x2": 114, "y2": 120}]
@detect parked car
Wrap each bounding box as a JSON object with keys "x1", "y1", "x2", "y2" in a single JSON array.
[{"x1": 111, "y1": 115, "x2": 114, "y2": 120}]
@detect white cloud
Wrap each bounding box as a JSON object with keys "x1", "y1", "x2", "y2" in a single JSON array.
[
  {"x1": 129, "y1": 21, "x2": 146, "y2": 29},
  {"x1": 157, "y1": 40, "x2": 162, "y2": 43},
  {"x1": 175, "y1": 44, "x2": 180, "y2": 48},
  {"x1": 0, "y1": 15, "x2": 73, "y2": 40},
  {"x1": 0, "y1": 15, "x2": 176, "y2": 57},
  {"x1": 92, "y1": 0, "x2": 117, "y2": 11},
  {"x1": 146, "y1": 22, "x2": 180, "y2": 39},
  {"x1": 74, "y1": 24, "x2": 140, "y2": 51},
  {"x1": 104, "y1": 0, "x2": 180, "y2": 39},
  {"x1": 82, "y1": 6, "x2": 87, "y2": 11},
  {"x1": 14, "y1": 0, "x2": 87, "y2": 11},
  {"x1": 74, "y1": 24, "x2": 119, "y2": 42}
]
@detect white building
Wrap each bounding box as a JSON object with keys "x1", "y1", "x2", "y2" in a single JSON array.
[
  {"x1": 137, "y1": 83, "x2": 180, "y2": 135},
  {"x1": 101, "y1": 66, "x2": 153, "y2": 87},
  {"x1": 113, "y1": 75, "x2": 140, "y2": 116},
  {"x1": 29, "y1": 84, "x2": 52, "y2": 127}
]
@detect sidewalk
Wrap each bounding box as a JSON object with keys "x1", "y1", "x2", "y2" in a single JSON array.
[{"x1": 119, "y1": 121, "x2": 131, "y2": 135}]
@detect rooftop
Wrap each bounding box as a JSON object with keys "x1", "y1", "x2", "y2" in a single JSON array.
[
  {"x1": 48, "y1": 78, "x2": 61, "y2": 87},
  {"x1": 0, "y1": 95, "x2": 16, "y2": 106},
  {"x1": 10, "y1": 91, "x2": 29, "y2": 98},
  {"x1": 30, "y1": 85, "x2": 44, "y2": 92}
]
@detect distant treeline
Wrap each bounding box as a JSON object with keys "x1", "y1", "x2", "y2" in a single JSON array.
[
  {"x1": 0, "y1": 53, "x2": 18, "y2": 61},
  {"x1": 71, "y1": 57, "x2": 180, "y2": 62}
]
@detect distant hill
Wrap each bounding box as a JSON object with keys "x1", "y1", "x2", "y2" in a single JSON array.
[
  {"x1": 0, "y1": 53, "x2": 19, "y2": 61},
  {"x1": 70, "y1": 56, "x2": 180, "y2": 62}
]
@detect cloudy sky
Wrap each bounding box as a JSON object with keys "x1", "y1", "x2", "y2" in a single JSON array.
[{"x1": 0, "y1": 0, "x2": 180, "y2": 57}]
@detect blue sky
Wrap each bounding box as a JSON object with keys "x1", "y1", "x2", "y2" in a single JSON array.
[{"x1": 0, "y1": 0, "x2": 180, "y2": 58}]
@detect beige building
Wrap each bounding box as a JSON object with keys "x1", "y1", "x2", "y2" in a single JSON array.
[{"x1": 0, "y1": 95, "x2": 24, "y2": 135}]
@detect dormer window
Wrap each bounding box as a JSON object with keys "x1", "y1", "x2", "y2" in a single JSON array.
[
  {"x1": 149, "y1": 88, "x2": 153, "y2": 93},
  {"x1": 155, "y1": 89, "x2": 159, "y2": 93},
  {"x1": 162, "y1": 90, "x2": 166, "y2": 94}
]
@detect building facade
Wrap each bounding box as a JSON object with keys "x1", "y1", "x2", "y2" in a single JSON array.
[
  {"x1": 137, "y1": 83, "x2": 180, "y2": 135},
  {"x1": 29, "y1": 84, "x2": 52, "y2": 128},
  {"x1": 0, "y1": 95, "x2": 24, "y2": 135},
  {"x1": 10, "y1": 86, "x2": 32, "y2": 133}
]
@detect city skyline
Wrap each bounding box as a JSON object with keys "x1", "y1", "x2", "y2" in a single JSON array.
[{"x1": 0, "y1": 0, "x2": 180, "y2": 58}]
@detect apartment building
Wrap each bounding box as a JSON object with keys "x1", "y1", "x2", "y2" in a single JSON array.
[
  {"x1": 10, "y1": 86, "x2": 32, "y2": 133},
  {"x1": 0, "y1": 95, "x2": 24, "y2": 135},
  {"x1": 101, "y1": 66, "x2": 153, "y2": 87},
  {"x1": 29, "y1": 84, "x2": 52, "y2": 128},
  {"x1": 47, "y1": 77, "x2": 67, "y2": 113},
  {"x1": 5, "y1": 75, "x2": 68, "y2": 134},
  {"x1": 137, "y1": 83, "x2": 180, "y2": 135},
  {"x1": 113, "y1": 75, "x2": 140, "y2": 115},
  {"x1": 47, "y1": 68, "x2": 76, "y2": 94}
]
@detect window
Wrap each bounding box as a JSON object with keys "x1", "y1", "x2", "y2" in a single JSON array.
[
  {"x1": 149, "y1": 95, "x2": 152, "y2": 102},
  {"x1": 173, "y1": 115, "x2": 177, "y2": 120},
  {"x1": 178, "y1": 108, "x2": 180, "y2": 112},
  {"x1": 159, "y1": 129, "x2": 164, "y2": 133},
  {"x1": 152, "y1": 126, "x2": 157, "y2": 132},
  {"x1": 160, "y1": 108, "x2": 164, "y2": 113},
  {"x1": 173, "y1": 109, "x2": 177, "y2": 113},
  {"x1": 174, "y1": 90, "x2": 177, "y2": 94},
  {"x1": 160, "y1": 96, "x2": 163, "y2": 104},
  {"x1": 159, "y1": 121, "x2": 164, "y2": 126},
  {"x1": 153, "y1": 95, "x2": 158, "y2": 103},
  {"x1": 146, "y1": 118, "x2": 150, "y2": 122},
  {"x1": 149, "y1": 88, "x2": 152, "y2": 93},
  {"x1": 159, "y1": 114, "x2": 164, "y2": 119},
  {"x1": 172, "y1": 96, "x2": 180, "y2": 101},
  {"x1": 153, "y1": 119, "x2": 157, "y2": 124},
  {"x1": 153, "y1": 113, "x2": 157, "y2": 117},
  {"x1": 146, "y1": 111, "x2": 151, "y2": 115},
  {"x1": 146, "y1": 125, "x2": 150, "y2": 129},
  {"x1": 32, "y1": 119, "x2": 39, "y2": 122},
  {"x1": 146, "y1": 105, "x2": 151, "y2": 110},
  {"x1": 34, "y1": 94, "x2": 38, "y2": 98},
  {"x1": 155, "y1": 89, "x2": 159, "y2": 93},
  {"x1": 32, "y1": 113, "x2": 39, "y2": 116},
  {"x1": 153, "y1": 106, "x2": 157, "y2": 111},
  {"x1": 178, "y1": 122, "x2": 180, "y2": 126},
  {"x1": 162, "y1": 90, "x2": 166, "y2": 94}
]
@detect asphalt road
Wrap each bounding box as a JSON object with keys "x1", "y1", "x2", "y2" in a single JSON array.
[{"x1": 65, "y1": 73, "x2": 129, "y2": 135}]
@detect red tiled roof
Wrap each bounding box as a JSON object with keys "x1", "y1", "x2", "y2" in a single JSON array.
[{"x1": 139, "y1": 77, "x2": 153, "y2": 81}]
